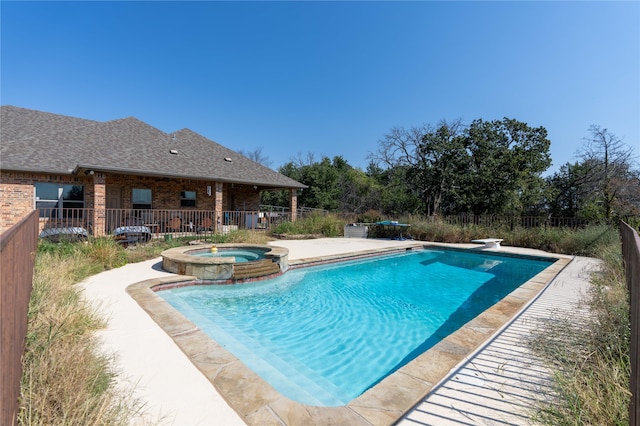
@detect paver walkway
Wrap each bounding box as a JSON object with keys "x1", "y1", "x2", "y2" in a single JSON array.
[{"x1": 398, "y1": 256, "x2": 597, "y2": 425}]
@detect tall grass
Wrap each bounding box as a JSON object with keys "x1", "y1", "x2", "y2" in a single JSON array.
[
  {"x1": 528, "y1": 237, "x2": 630, "y2": 425},
  {"x1": 272, "y1": 213, "x2": 346, "y2": 237},
  {"x1": 18, "y1": 239, "x2": 140, "y2": 425}
]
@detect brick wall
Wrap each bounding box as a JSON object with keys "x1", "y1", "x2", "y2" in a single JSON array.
[
  {"x1": 228, "y1": 184, "x2": 260, "y2": 211},
  {"x1": 0, "y1": 172, "x2": 34, "y2": 232},
  {"x1": 106, "y1": 175, "x2": 219, "y2": 210},
  {"x1": 0, "y1": 171, "x2": 91, "y2": 232}
]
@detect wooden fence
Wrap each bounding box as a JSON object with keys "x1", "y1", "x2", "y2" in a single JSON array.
[
  {"x1": 1, "y1": 210, "x2": 39, "y2": 426},
  {"x1": 621, "y1": 221, "x2": 640, "y2": 425}
]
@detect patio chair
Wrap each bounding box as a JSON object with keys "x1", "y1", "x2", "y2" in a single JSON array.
[
  {"x1": 197, "y1": 217, "x2": 213, "y2": 233},
  {"x1": 166, "y1": 217, "x2": 182, "y2": 232}
]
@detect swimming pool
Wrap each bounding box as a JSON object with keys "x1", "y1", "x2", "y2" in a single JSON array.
[
  {"x1": 190, "y1": 248, "x2": 267, "y2": 262},
  {"x1": 158, "y1": 247, "x2": 553, "y2": 406}
]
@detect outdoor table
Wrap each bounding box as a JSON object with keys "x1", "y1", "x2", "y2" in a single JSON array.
[{"x1": 376, "y1": 220, "x2": 411, "y2": 240}]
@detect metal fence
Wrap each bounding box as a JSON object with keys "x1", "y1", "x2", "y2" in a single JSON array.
[
  {"x1": 37, "y1": 208, "x2": 635, "y2": 241},
  {"x1": 37, "y1": 208, "x2": 293, "y2": 240},
  {"x1": 1, "y1": 210, "x2": 39, "y2": 426},
  {"x1": 437, "y1": 214, "x2": 595, "y2": 229},
  {"x1": 621, "y1": 221, "x2": 640, "y2": 425}
]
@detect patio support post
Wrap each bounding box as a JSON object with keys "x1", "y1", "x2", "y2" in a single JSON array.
[
  {"x1": 92, "y1": 172, "x2": 106, "y2": 236},
  {"x1": 214, "y1": 182, "x2": 223, "y2": 232},
  {"x1": 289, "y1": 189, "x2": 297, "y2": 222}
]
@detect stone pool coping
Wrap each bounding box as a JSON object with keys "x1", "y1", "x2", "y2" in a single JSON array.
[
  {"x1": 126, "y1": 244, "x2": 571, "y2": 425},
  {"x1": 161, "y1": 243, "x2": 289, "y2": 281}
]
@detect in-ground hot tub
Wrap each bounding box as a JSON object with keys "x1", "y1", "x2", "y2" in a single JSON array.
[{"x1": 161, "y1": 244, "x2": 288, "y2": 282}]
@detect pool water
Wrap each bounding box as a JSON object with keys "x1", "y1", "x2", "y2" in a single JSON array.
[
  {"x1": 159, "y1": 248, "x2": 552, "y2": 406},
  {"x1": 191, "y1": 248, "x2": 265, "y2": 262}
]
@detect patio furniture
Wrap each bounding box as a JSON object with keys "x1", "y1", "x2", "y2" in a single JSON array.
[
  {"x1": 139, "y1": 211, "x2": 159, "y2": 233},
  {"x1": 377, "y1": 220, "x2": 411, "y2": 240},
  {"x1": 197, "y1": 217, "x2": 213, "y2": 233},
  {"x1": 165, "y1": 217, "x2": 182, "y2": 232},
  {"x1": 39, "y1": 226, "x2": 89, "y2": 242},
  {"x1": 113, "y1": 226, "x2": 152, "y2": 244}
]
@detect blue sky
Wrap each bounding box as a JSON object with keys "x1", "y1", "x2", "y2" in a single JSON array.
[{"x1": 2, "y1": 1, "x2": 638, "y2": 175}]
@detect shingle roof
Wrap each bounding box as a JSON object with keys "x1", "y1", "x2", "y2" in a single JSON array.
[{"x1": 0, "y1": 106, "x2": 305, "y2": 189}]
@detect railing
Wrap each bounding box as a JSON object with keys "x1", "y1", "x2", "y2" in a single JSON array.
[
  {"x1": 38, "y1": 208, "x2": 293, "y2": 239},
  {"x1": 37, "y1": 209, "x2": 633, "y2": 241},
  {"x1": 1, "y1": 210, "x2": 39, "y2": 426},
  {"x1": 621, "y1": 221, "x2": 640, "y2": 425},
  {"x1": 38, "y1": 207, "x2": 93, "y2": 233},
  {"x1": 260, "y1": 205, "x2": 330, "y2": 221}
]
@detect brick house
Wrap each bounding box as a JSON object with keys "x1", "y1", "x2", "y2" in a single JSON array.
[{"x1": 0, "y1": 106, "x2": 306, "y2": 236}]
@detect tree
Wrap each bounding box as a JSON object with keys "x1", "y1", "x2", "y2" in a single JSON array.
[
  {"x1": 458, "y1": 118, "x2": 551, "y2": 215},
  {"x1": 417, "y1": 120, "x2": 467, "y2": 215},
  {"x1": 369, "y1": 120, "x2": 465, "y2": 216},
  {"x1": 545, "y1": 161, "x2": 595, "y2": 217},
  {"x1": 371, "y1": 118, "x2": 552, "y2": 216},
  {"x1": 237, "y1": 147, "x2": 273, "y2": 169},
  {"x1": 576, "y1": 125, "x2": 637, "y2": 219},
  {"x1": 265, "y1": 155, "x2": 362, "y2": 211},
  {"x1": 338, "y1": 168, "x2": 383, "y2": 213},
  {"x1": 260, "y1": 161, "x2": 301, "y2": 207}
]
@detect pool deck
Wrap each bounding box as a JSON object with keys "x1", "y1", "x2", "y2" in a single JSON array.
[{"x1": 79, "y1": 238, "x2": 596, "y2": 425}]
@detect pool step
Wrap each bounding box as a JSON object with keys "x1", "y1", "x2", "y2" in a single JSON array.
[{"x1": 233, "y1": 259, "x2": 280, "y2": 280}]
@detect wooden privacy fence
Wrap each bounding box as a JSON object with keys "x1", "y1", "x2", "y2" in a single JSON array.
[
  {"x1": 1, "y1": 210, "x2": 39, "y2": 426},
  {"x1": 621, "y1": 221, "x2": 640, "y2": 425}
]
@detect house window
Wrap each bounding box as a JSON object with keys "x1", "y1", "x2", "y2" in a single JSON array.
[
  {"x1": 180, "y1": 191, "x2": 196, "y2": 208},
  {"x1": 132, "y1": 188, "x2": 152, "y2": 209},
  {"x1": 35, "y1": 183, "x2": 84, "y2": 217}
]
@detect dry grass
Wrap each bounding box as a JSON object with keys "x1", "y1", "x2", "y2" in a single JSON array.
[
  {"x1": 224, "y1": 229, "x2": 272, "y2": 244},
  {"x1": 529, "y1": 242, "x2": 630, "y2": 425},
  {"x1": 272, "y1": 213, "x2": 346, "y2": 237},
  {"x1": 18, "y1": 243, "x2": 141, "y2": 425}
]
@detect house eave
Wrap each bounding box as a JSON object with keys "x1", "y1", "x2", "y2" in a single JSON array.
[
  {"x1": 2, "y1": 164, "x2": 307, "y2": 190},
  {"x1": 72, "y1": 164, "x2": 307, "y2": 189}
]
